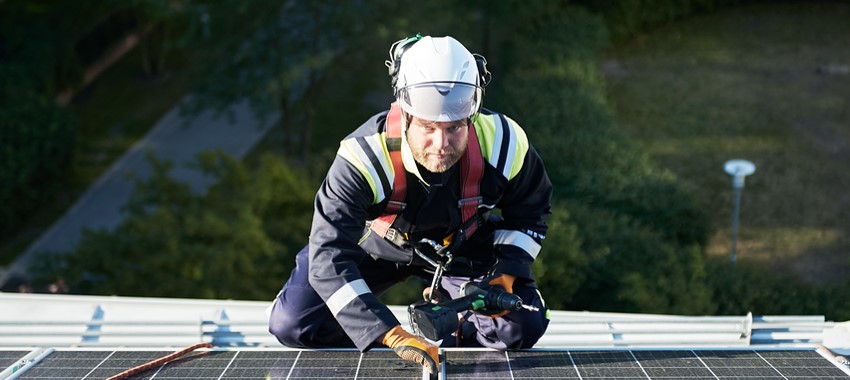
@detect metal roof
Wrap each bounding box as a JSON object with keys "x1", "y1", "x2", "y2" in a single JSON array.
[{"x1": 1, "y1": 292, "x2": 848, "y2": 354}]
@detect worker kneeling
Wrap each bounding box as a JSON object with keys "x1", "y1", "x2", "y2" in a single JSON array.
[{"x1": 268, "y1": 34, "x2": 553, "y2": 374}]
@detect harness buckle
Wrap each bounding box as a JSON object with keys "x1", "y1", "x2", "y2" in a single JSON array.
[
  {"x1": 386, "y1": 200, "x2": 407, "y2": 213},
  {"x1": 457, "y1": 196, "x2": 483, "y2": 208},
  {"x1": 385, "y1": 227, "x2": 397, "y2": 242}
]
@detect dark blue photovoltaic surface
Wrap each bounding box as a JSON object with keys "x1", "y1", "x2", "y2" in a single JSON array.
[
  {"x1": 0, "y1": 351, "x2": 29, "y2": 373},
  {"x1": 3, "y1": 348, "x2": 848, "y2": 379}
]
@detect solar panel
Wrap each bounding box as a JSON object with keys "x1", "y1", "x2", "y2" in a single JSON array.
[
  {"x1": 0, "y1": 351, "x2": 30, "y2": 371},
  {"x1": 3, "y1": 348, "x2": 849, "y2": 379},
  {"x1": 0, "y1": 350, "x2": 31, "y2": 379}
]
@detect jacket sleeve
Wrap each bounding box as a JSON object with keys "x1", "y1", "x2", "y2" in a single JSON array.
[
  {"x1": 307, "y1": 155, "x2": 399, "y2": 351},
  {"x1": 491, "y1": 144, "x2": 553, "y2": 280}
]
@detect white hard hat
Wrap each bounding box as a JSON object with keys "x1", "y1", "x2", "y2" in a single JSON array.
[{"x1": 393, "y1": 36, "x2": 483, "y2": 122}]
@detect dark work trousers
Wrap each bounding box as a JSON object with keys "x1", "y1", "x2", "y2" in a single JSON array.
[{"x1": 268, "y1": 245, "x2": 550, "y2": 349}]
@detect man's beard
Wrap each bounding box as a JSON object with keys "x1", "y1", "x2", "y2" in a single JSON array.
[{"x1": 412, "y1": 147, "x2": 463, "y2": 173}]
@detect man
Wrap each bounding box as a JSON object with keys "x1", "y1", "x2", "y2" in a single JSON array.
[{"x1": 268, "y1": 34, "x2": 552, "y2": 374}]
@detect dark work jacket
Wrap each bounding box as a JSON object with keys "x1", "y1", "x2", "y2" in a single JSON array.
[{"x1": 307, "y1": 107, "x2": 552, "y2": 351}]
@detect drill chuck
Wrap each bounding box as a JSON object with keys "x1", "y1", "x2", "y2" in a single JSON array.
[{"x1": 460, "y1": 281, "x2": 539, "y2": 312}]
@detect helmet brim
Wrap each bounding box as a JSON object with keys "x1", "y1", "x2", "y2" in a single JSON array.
[{"x1": 398, "y1": 82, "x2": 480, "y2": 122}]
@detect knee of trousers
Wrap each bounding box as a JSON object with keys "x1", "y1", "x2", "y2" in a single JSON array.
[
  {"x1": 267, "y1": 295, "x2": 353, "y2": 348},
  {"x1": 267, "y1": 298, "x2": 308, "y2": 348},
  {"x1": 463, "y1": 306, "x2": 549, "y2": 350},
  {"x1": 501, "y1": 308, "x2": 549, "y2": 349}
]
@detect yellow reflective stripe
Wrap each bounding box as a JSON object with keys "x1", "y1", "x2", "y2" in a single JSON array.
[
  {"x1": 337, "y1": 140, "x2": 377, "y2": 203},
  {"x1": 364, "y1": 132, "x2": 395, "y2": 194},
  {"x1": 473, "y1": 115, "x2": 497, "y2": 167},
  {"x1": 326, "y1": 279, "x2": 372, "y2": 317},
  {"x1": 494, "y1": 229, "x2": 541, "y2": 259},
  {"x1": 474, "y1": 114, "x2": 529, "y2": 181},
  {"x1": 505, "y1": 116, "x2": 529, "y2": 180},
  {"x1": 337, "y1": 135, "x2": 393, "y2": 205}
]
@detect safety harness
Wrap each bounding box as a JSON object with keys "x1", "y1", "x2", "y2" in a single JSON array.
[{"x1": 368, "y1": 102, "x2": 485, "y2": 248}]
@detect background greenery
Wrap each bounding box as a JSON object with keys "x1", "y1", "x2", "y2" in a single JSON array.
[{"x1": 3, "y1": 0, "x2": 848, "y2": 320}]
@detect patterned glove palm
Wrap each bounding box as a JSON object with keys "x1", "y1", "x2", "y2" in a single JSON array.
[{"x1": 381, "y1": 325, "x2": 440, "y2": 374}]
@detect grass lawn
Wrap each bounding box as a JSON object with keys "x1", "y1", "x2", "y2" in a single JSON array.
[{"x1": 603, "y1": 2, "x2": 850, "y2": 285}]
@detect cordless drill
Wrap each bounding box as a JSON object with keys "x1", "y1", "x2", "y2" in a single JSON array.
[{"x1": 408, "y1": 280, "x2": 539, "y2": 341}]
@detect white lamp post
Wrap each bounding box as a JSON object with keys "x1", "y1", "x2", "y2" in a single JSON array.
[{"x1": 724, "y1": 159, "x2": 756, "y2": 265}]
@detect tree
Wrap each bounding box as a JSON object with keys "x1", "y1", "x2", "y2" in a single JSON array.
[
  {"x1": 130, "y1": 0, "x2": 177, "y2": 80},
  {"x1": 32, "y1": 151, "x2": 315, "y2": 299},
  {"x1": 0, "y1": 63, "x2": 75, "y2": 242},
  {"x1": 483, "y1": 1, "x2": 714, "y2": 314},
  {"x1": 180, "y1": 1, "x2": 380, "y2": 161}
]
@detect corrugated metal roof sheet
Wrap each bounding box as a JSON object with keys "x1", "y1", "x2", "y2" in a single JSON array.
[{"x1": 1, "y1": 292, "x2": 848, "y2": 354}]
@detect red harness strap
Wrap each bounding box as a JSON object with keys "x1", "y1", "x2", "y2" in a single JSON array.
[
  {"x1": 368, "y1": 103, "x2": 406, "y2": 237},
  {"x1": 369, "y1": 103, "x2": 484, "y2": 245},
  {"x1": 458, "y1": 122, "x2": 484, "y2": 238}
]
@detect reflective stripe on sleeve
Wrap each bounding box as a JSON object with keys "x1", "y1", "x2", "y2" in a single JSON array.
[
  {"x1": 493, "y1": 229, "x2": 542, "y2": 260},
  {"x1": 326, "y1": 279, "x2": 372, "y2": 317},
  {"x1": 337, "y1": 134, "x2": 393, "y2": 205},
  {"x1": 474, "y1": 114, "x2": 529, "y2": 181},
  {"x1": 504, "y1": 116, "x2": 529, "y2": 180}
]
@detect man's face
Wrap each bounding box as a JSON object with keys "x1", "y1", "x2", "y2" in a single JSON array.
[{"x1": 405, "y1": 116, "x2": 468, "y2": 173}]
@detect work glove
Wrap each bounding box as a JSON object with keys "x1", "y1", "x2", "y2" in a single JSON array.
[
  {"x1": 486, "y1": 273, "x2": 516, "y2": 294},
  {"x1": 484, "y1": 273, "x2": 516, "y2": 318},
  {"x1": 381, "y1": 325, "x2": 440, "y2": 374}
]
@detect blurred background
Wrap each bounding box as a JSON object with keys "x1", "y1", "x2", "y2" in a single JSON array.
[{"x1": 1, "y1": 0, "x2": 848, "y2": 320}]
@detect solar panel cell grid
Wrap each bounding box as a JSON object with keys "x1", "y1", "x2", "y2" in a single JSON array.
[
  {"x1": 507, "y1": 351, "x2": 580, "y2": 379},
  {"x1": 4, "y1": 348, "x2": 849, "y2": 379},
  {"x1": 445, "y1": 350, "x2": 511, "y2": 379},
  {"x1": 221, "y1": 351, "x2": 298, "y2": 379},
  {"x1": 632, "y1": 350, "x2": 716, "y2": 379},
  {"x1": 352, "y1": 350, "x2": 421, "y2": 379},
  {"x1": 570, "y1": 351, "x2": 649, "y2": 378},
  {"x1": 0, "y1": 351, "x2": 29, "y2": 372}
]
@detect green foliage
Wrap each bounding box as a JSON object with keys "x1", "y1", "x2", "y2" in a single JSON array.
[
  {"x1": 530, "y1": 204, "x2": 588, "y2": 310},
  {"x1": 15, "y1": 1, "x2": 843, "y2": 322},
  {"x1": 181, "y1": 1, "x2": 384, "y2": 160},
  {"x1": 0, "y1": 1, "x2": 133, "y2": 91},
  {"x1": 0, "y1": 64, "x2": 76, "y2": 242},
  {"x1": 0, "y1": 2, "x2": 111, "y2": 243},
  {"x1": 574, "y1": 0, "x2": 749, "y2": 42},
  {"x1": 565, "y1": 201, "x2": 714, "y2": 314},
  {"x1": 704, "y1": 258, "x2": 850, "y2": 320},
  {"x1": 600, "y1": 2, "x2": 850, "y2": 320},
  {"x1": 32, "y1": 151, "x2": 315, "y2": 299},
  {"x1": 484, "y1": 2, "x2": 713, "y2": 314},
  {"x1": 378, "y1": 277, "x2": 428, "y2": 305}
]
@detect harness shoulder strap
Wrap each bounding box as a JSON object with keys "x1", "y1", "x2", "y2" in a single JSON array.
[
  {"x1": 369, "y1": 103, "x2": 406, "y2": 237},
  {"x1": 457, "y1": 122, "x2": 484, "y2": 241}
]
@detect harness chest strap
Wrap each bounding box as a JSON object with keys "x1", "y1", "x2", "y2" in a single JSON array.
[{"x1": 369, "y1": 102, "x2": 484, "y2": 244}]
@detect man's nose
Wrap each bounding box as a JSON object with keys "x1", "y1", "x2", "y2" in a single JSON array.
[{"x1": 432, "y1": 130, "x2": 450, "y2": 148}]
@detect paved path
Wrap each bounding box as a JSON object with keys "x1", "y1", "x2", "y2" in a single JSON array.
[{"x1": 0, "y1": 98, "x2": 278, "y2": 288}]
